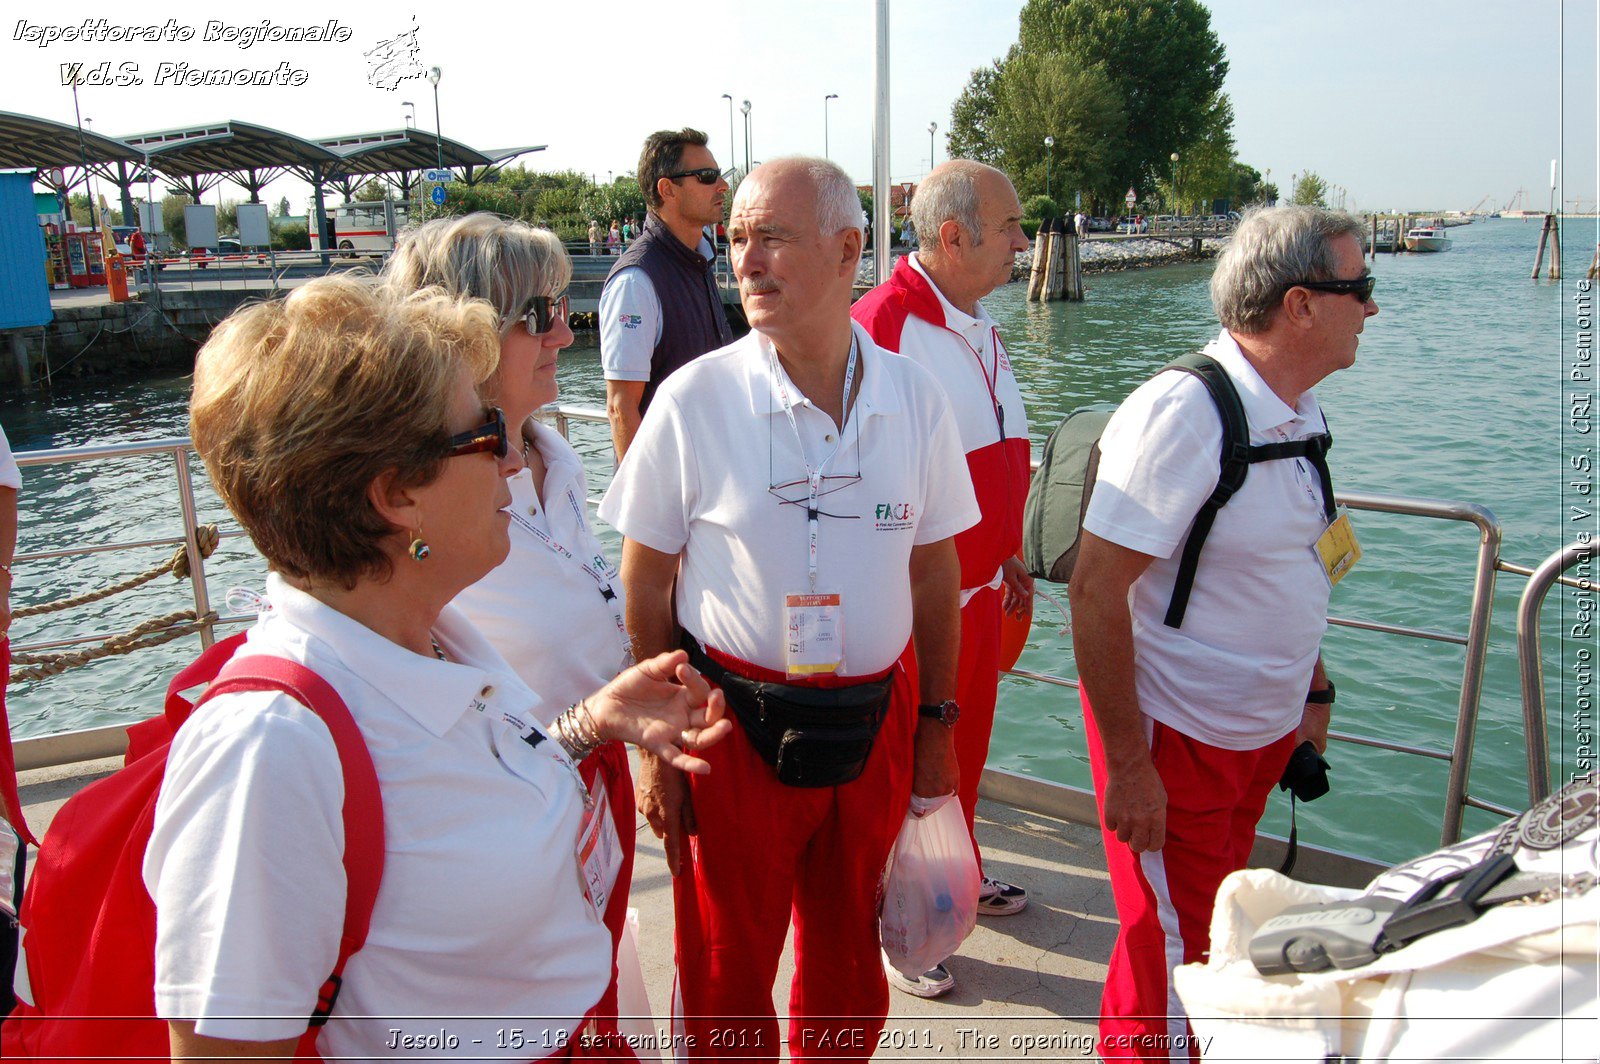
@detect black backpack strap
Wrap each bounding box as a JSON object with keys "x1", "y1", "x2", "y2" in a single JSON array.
[
  {"x1": 1250, "y1": 432, "x2": 1336, "y2": 524},
  {"x1": 1159, "y1": 353, "x2": 1250, "y2": 628}
]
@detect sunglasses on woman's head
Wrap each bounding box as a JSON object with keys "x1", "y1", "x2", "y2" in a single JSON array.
[
  {"x1": 522, "y1": 294, "x2": 570, "y2": 335},
  {"x1": 446, "y1": 407, "x2": 508, "y2": 459}
]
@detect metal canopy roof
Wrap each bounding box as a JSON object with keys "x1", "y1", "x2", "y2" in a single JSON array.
[
  {"x1": 0, "y1": 110, "x2": 144, "y2": 169},
  {"x1": 122, "y1": 120, "x2": 341, "y2": 177},
  {"x1": 318, "y1": 129, "x2": 545, "y2": 178}
]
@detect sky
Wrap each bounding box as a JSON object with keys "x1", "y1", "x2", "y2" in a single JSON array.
[{"x1": 3, "y1": 0, "x2": 1595, "y2": 215}]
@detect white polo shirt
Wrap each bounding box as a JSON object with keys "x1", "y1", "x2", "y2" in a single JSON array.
[
  {"x1": 144, "y1": 574, "x2": 610, "y2": 1054},
  {"x1": 599, "y1": 323, "x2": 979, "y2": 677},
  {"x1": 901, "y1": 255, "x2": 1029, "y2": 457},
  {"x1": 452, "y1": 420, "x2": 631, "y2": 716},
  {"x1": 598, "y1": 233, "x2": 716, "y2": 383},
  {"x1": 0, "y1": 423, "x2": 20, "y2": 490},
  {"x1": 1083, "y1": 329, "x2": 1333, "y2": 749}
]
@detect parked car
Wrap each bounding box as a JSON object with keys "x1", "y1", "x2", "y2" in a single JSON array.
[
  {"x1": 217, "y1": 238, "x2": 242, "y2": 254},
  {"x1": 110, "y1": 225, "x2": 140, "y2": 255},
  {"x1": 1088, "y1": 216, "x2": 1114, "y2": 232}
]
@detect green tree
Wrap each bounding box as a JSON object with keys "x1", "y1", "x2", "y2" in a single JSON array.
[
  {"x1": 272, "y1": 223, "x2": 310, "y2": 251},
  {"x1": 1024, "y1": 195, "x2": 1062, "y2": 221},
  {"x1": 581, "y1": 179, "x2": 646, "y2": 228},
  {"x1": 160, "y1": 194, "x2": 188, "y2": 248},
  {"x1": 217, "y1": 199, "x2": 239, "y2": 236},
  {"x1": 947, "y1": 60, "x2": 1005, "y2": 166},
  {"x1": 990, "y1": 50, "x2": 1124, "y2": 205},
  {"x1": 355, "y1": 179, "x2": 388, "y2": 202},
  {"x1": 275, "y1": 195, "x2": 291, "y2": 217},
  {"x1": 1016, "y1": 0, "x2": 1227, "y2": 192},
  {"x1": 1291, "y1": 171, "x2": 1329, "y2": 207}
]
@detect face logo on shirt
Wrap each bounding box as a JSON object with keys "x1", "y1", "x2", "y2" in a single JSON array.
[
  {"x1": 618, "y1": 313, "x2": 643, "y2": 330},
  {"x1": 874, "y1": 501, "x2": 915, "y2": 531}
]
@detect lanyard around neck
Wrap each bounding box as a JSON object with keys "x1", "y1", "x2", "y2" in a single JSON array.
[
  {"x1": 507, "y1": 484, "x2": 631, "y2": 655},
  {"x1": 770, "y1": 334, "x2": 859, "y2": 591}
]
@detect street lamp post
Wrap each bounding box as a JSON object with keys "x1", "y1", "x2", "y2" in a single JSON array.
[
  {"x1": 1170, "y1": 152, "x2": 1180, "y2": 217},
  {"x1": 1044, "y1": 135, "x2": 1055, "y2": 204},
  {"x1": 741, "y1": 100, "x2": 752, "y2": 175},
  {"x1": 824, "y1": 94, "x2": 838, "y2": 157},
  {"x1": 402, "y1": 101, "x2": 415, "y2": 129},
  {"x1": 928, "y1": 121, "x2": 937, "y2": 174},
  {"x1": 427, "y1": 66, "x2": 444, "y2": 171},
  {"x1": 721, "y1": 94, "x2": 736, "y2": 176}
]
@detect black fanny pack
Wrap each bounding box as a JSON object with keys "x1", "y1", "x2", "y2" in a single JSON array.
[{"x1": 683, "y1": 635, "x2": 893, "y2": 788}]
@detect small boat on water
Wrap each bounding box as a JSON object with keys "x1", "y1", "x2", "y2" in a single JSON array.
[{"x1": 1403, "y1": 225, "x2": 1451, "y2": 252}]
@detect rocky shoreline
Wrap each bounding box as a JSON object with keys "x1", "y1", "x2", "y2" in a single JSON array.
[
  {"x1": 855, "y1": 236, "x2": 1227, "y2": 286},
  {"x1": 1011, "y1": 235, "x2": 1226, "y2": 280}
]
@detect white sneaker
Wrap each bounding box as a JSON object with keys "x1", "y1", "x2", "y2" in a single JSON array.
[
  {"x1": 881, "y1": 951, "x2": 955, "y2": 998},
  {"x1": 977, "y1": 876, "x2": 1028, "y2": 916}
]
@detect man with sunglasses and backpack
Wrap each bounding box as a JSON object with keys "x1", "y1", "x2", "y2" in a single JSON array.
[
  {"x1": 1068, "y1": 205, "x2": 1377, "y2": 1062},
  {"x1": 601, "y1": 128, "x2": 733, "y2": 461}
]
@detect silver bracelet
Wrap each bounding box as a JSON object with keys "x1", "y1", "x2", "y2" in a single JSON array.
[{"x1": 551, "y1": 703, "x2": 601, "y2": 762}]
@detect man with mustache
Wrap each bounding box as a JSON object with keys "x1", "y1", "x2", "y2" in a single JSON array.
[
  {"x1": 602, "y1": 157, "x2": 977, "y2": 1059},
  {"x1": 601, "y1": 128, "x2": 733, "y2": 460}
]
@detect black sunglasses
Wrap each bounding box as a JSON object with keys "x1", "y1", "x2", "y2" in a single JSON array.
[
  {"x1": 1292, "y1": 276, "x2": 1376, "y2": 304},
  {"x1": 666, "y1": 167, "x2": 722, "y2": 186},
  {"x1": 521, "y1": 294, "x2": 570, "y2": 335},
  {"x1": 446, "y1": 406, "x2": 508, "y2": 460}
]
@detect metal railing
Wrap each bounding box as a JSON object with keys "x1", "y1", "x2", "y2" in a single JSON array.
[
  {"x1": 1516, "y1": 541, "x2": 1598, "y2": 802},
  {"x1": 538, "y1": 406, "x2": 1546, "y2": 847},
  {"x1": 4, "y1": 412, "x2": 1571, "y2": 854}
]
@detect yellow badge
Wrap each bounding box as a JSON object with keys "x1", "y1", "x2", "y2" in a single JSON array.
[{"x1": 1313, "y1": 508, "x2": 1361, "y2": 587}]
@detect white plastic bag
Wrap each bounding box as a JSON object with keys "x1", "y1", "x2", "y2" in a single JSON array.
[{"x1": 879, "y1": 792, "x2": 980, "y2": 978}]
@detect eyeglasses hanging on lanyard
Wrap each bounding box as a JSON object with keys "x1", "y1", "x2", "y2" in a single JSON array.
[{"x1": 770, "y1": 336, "x2": 858, "y2": 591}]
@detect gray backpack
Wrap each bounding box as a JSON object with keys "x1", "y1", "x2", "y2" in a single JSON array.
[{"x1": 1022, "y1": 353, "x2": 1334, "y2": 628}]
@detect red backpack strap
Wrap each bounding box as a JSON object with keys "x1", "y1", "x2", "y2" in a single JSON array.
[
  {"x1": 163, "y1": 632, "x2": 251, "y2": 723},
  {"x1": 194, "y1": 655, "x2": 384, "y2": 1046}
]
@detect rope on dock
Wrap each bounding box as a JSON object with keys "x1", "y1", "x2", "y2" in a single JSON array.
[
  {"x1": 12, "y1": 524, "x2": 219, "y2": 619},
  {"x1": 10, "y1": 609, "x2": 219, "y2": 683}
]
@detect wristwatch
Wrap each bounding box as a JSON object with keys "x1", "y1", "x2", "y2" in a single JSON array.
[
  {"x1": 1305, "y1": 681, "x2": 1336, "y2": 705},
  {"x1": 918, "y1": 699, "x2": 961, "y2": 726}
]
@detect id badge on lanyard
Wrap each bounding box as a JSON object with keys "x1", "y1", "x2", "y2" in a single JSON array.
[
  {"x1": 575, "y1": 771, "x2": 623, "y2": 919},
  {"x1": 772, "y1": 339, "x2": 857, "y2": 679},
  {"x1": 1313, "y1": 505, "x2": 1362, "y2": 587}
]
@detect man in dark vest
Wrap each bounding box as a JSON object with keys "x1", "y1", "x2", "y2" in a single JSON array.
[{"x1": 601, "y1": 128, "x2": 733, "y2": 460}]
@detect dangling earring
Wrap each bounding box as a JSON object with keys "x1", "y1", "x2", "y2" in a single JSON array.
[{"x1": 408, "y1": 522, "x2": 430, "y2": 562}]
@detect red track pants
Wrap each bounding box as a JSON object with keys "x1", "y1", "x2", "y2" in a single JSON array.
[
  {"x1": 672, "y1": 649, "x2": 915, "y2": 1062},
  {"x1": 950, "y1": 585, "x2": 1002, "y2": 874},
  {"x1": 1080, "y1": 688, "x2": 1295, "y2": 1063}
]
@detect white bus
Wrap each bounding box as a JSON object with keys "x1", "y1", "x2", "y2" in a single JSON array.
[{"x1": 309, "y1": 200, "x2": 410, "y2": 255}]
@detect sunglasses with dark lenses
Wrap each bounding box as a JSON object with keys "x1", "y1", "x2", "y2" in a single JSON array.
[
  {"x1": 666, "y1": 167, "x2": 722, "y2": 186},
  {"x1": 1293, "y1": 276, "x2": 1377, "y2": 303},
  {"x1": 446, "y1": 406, "x2": 508, "y2": 460},
  {"x1": 521, "y1": 293, "x2": 570, "y2": 335}
]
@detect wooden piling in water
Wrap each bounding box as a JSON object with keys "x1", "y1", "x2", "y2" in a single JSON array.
[
  {"x1": 1532, "y1": 214, "x2": 1552, "y2": 279},
  {"x1": 1066, "y1": 224, "x2": 1084, "y2": 301},
  {"x1": 1588, "y1": 245, "x2": 1599, "y2": 280},
  {"x1": 1370, "y1": 215, "x2": 1378, "y2": 261},
  {"x1": 1047, "y1": 220, "x2": 1067, "y2": 301},
  {"x1": 1026, "y1": 220, "x2": 1047, "y2": 301},
  {"x1": 1549, "y1": 216, "x2": 1562, "y2": 280}
]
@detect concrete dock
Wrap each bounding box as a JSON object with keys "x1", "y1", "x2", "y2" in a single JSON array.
[{"x1": 18, "y1": 752, "x2": 1116, "y2": 1060}]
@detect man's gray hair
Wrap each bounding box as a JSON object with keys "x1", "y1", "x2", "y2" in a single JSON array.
[
  {"x1": 1211, "y1": 206, "x2": 1368, "y2": 333},
  {"x1": 382, "y1": 212, "x2": 571, "y2": 331},
  {"x1": 738, "y1": 157, "x2": 863, "y2": 240},
  {"x1": 911, "y1": 161, "x2": 989, "y2": 249}
]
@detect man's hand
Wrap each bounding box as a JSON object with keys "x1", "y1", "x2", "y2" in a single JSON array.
[
  {"x1": 1102, "y1": 754, "x2": 1167, "y2": 853},
  {"x1": 1000, "y1": 556, "x2": 1034, "y2": 619},
  {"x1": 1296, "y1": 702, "x2": 1331, "y2": 755},
  {"x1": 637, "y1": 752, "x2": 696, "y2": 877},
  {"x1": 911, "y1": 718, "x2": 959, "y2": 799}
]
